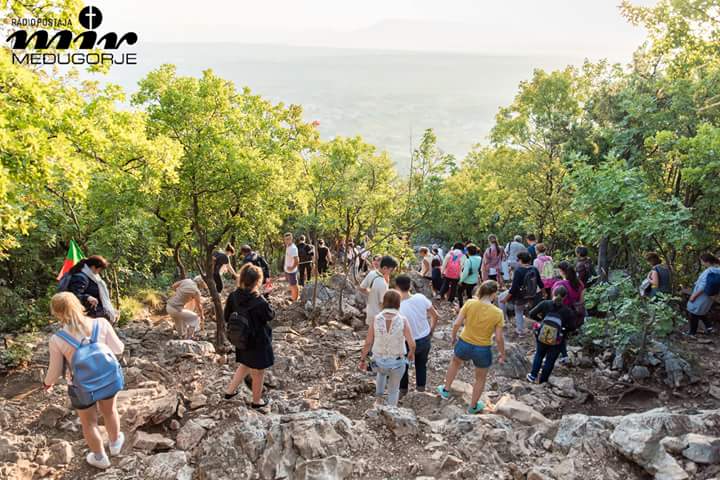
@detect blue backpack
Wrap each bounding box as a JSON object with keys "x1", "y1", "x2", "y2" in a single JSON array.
[
  {"x1": 705, "y1": 272, "x2": 720, "y2": 297},
  {"x1": 56, "y1": 319, "x2": 124, "y2": 406}
]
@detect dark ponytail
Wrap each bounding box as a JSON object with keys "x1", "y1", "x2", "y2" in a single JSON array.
[
  {"x1": 553, "y1": 285, "x2": 567, "y2": 306},
  {"x1": 558, "y1": 260, "x2": 581, "y2": 290}
]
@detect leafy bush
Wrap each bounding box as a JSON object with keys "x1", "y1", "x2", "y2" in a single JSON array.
[
  {"x1": 582, "y1": 278, "x2": 679, "y2": 351},
  {"x1": 134, "y1": 288, "x2": 165, "y2": 313},
  {"x1": 0, "y1": 286, "x2": 51, "y2": 333},
  {"x1": 118, "y1": 296, "x2": 145, "y2": 327},
  {"x1": 0, "y1": 334, "x2": 34, "y2": 369}
]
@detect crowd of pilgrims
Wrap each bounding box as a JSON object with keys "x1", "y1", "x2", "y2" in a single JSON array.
[{"x1": 41, "y1": 231, "x2": 720, "y2": 469}]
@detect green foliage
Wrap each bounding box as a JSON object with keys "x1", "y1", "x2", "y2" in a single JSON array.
[
  {"x1": 118, "y1": 296, "x2": 144, "y2": 327},
  {"x1": 582, "y1": 278, "x2": 679, "y2": 349},
  {"x1": 0, "y1": 334, "x2": 34, "y2": 369},
  {"x1": 134, "y1": 288, "x2": 165, "y2": 312}
]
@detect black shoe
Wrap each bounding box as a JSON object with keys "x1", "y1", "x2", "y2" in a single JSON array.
[
  {"x1": 705, "y1": 327, "x2": 715, "y2": 334},
  {"x1": 224, "y1": 390, "x2": 240, "y2": 400},
  {"x1": 251, "y1": 399, "x2": 270, "y2": 410}
]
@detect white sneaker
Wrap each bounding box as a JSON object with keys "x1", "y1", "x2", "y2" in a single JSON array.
[
  {"x1": 86, "y1": 452, "x2": 111, "y2": 469},
  {"x1": 109, "y1": 432, "x2": 125, "y2": 456}
]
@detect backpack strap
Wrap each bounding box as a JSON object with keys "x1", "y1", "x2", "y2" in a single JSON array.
[
  {"x1": 90, "y1": 318, "x2": 100, "y2": 343},
  {"x1": 55, "y1": 330, "x2": 82, "y2": 349}
]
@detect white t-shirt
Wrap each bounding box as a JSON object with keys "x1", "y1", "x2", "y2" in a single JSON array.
[
  {"x1": 285, "y1": 243, "x2": 299, "y2": 273},
  {"x1": 399, "y1": 293, "x2": 433, "y2": 340},
  {"x1": 360, "y1": 270, "x2": 387, "y2": 325}
]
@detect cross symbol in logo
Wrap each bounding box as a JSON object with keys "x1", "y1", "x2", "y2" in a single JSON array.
[{"x1": 79, "y1": 6, "x2": 103, "y2": 30}]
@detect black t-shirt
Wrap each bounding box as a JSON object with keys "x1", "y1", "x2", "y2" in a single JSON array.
[
  {"x1": 298, "y1": 242, "x2": 314, "y2": 262},
  {"x1": 318, "y1": 246, "x2": 330, "y2": 263},
  {"x1": 213, "y1": 252, "x2": 229, "y2": 275},
  {"x1": 509, "y1": 265, "x2": 542, "y2": 298}
]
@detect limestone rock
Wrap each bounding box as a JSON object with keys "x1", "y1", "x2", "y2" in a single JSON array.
[
  {"x1": 295, "y1": 455, "x2": 353, "y2": 480},
  {"x1": 494, "y1": 396, "x2": 549, "y2": 426},
  {"x1": 375, "y1": 406, "x2": 419, "y2": 436},
  {"x1": 144, "y1": 451, "x2": 190, "y2": 480},
  {"x1": 133, "y1": 431, "x2": 175, "y2": 451},
  {"x1": 492, "y1": 342, "x2": 531, "y2": 379},
  {"x1": 35, "y1": 440, "x2": 73, "y2": 466},
  {"x1": 176, "y1": 419, "x2": 207, "y2": 450},
  {"x1": 164, "y1": 339, "x2": 215, "y2": 359},
  {"x1": 117, "y1": 386, "x2": 179, "y2": 433},
  {"x1": 548, "y1": 376, "x2": 577, "y2": 398},
  {"x1": 630, "y1": 365, "x2": 651, "y2": 381},
  {"x1": 681, "y1": 433, "x2": 720, "y2": 464},
  {"x1": 38, "y1": 405, "x2": 70, "y2": 428}
]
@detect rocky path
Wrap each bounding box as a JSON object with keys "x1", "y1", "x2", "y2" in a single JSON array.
[{"x1": 2, "y1": 273, "x2": 720, "y2": 479}]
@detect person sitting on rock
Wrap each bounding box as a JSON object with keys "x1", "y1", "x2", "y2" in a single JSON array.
[
  {"x1": 359, "y1": 290, "x2": 416, "y2": 407},
  {"x1": 223, "y1": 264, "x2": 275, "y2": 410},
  {"x1": 167, "y1": 276, "x2": 205, "y2": 339},
  {"x1": 437, "y1": 280, "x2": 505, "y2": 414},
  {"x1": 44, "y1": 292, "x2": 125, "y2": 469},
  {"x1": 527, "y1": 286, "x2": 575, "y2": 384}
]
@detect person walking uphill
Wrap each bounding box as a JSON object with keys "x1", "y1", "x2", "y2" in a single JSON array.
[
  {"x1": 526, "y1": 286, "x2": 575, "y2": 384},
  {"x1": 500, "y1": 251, "x2": 542, "y2": 336},
  {"x1": 283, "y1": 233, "x2": 300, "y2": 301},
  {"x1": 396, "y1": 274, "x2": 439, "y2": 395},
  {"x1": 211, "y1": 244, "x2": 237, "y2": 294},
  {"x1": 458, "y1": 244, "x2": 482, "y2": 307},
  {"x1": 66, "y1": 255, "x2": 118, "y2": 323},
  {"x1": 686, "y1": 253, "x2": 720, "y2": 336},
  {"x1": 359, "y1": 256, "x2": 398, "y2": 326},
  {"x1": 359, "y1": 290, "x2": 416, "y2": 407},
  {"x1": 297, "y1": 235, "x2": 315, "y2": 286},
  {"x1": 440, "y1": 243, "x2": 465, "y2": 305},
  {"x1": 167, "y1": 276, "x2": 205, "y2": 339},
  {"x1": 44, "y1": 292, "x2": 125, "y2": 469},
  {"x1": 437, "y1": 281, "x2": 505, "y2": 414},
  {"x1": 481, "y1": 235, "x2": 505, "y2": 289},
  {"x1": 642, "y1": 252, "x2": 671, "y2": 298},
  {"x1": 224, "y1": 264, "x2": 275, "y2": 410}
]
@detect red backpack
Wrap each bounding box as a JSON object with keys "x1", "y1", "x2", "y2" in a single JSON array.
[{"x1": 444, "y1": 252, "x2": 462, "y2": 279}]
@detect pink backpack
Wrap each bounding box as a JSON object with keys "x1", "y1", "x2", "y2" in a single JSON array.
[{"x1": 444, "y1": 251, "x2": 462, "y2": 279}]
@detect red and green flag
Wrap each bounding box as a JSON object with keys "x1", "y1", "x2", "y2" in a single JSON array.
[{"x1": 57, "y1": 240, "x2": 84, "y2": 281}]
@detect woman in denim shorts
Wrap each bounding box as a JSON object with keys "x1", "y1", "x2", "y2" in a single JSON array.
[{"x1": 437, "y1": 280, "x2": 506, "y2": 413}]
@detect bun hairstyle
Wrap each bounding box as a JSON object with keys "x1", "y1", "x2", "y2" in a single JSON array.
[
  {"x1": 476, "y1": 280, "x2": 499, "y2": 299},
  {"x1": 536, "y1": 243, "x2": 546, "y2": 254}
]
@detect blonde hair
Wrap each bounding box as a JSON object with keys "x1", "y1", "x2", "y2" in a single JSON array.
[
  {"x1": 50, "y1": 292, "x2": 91, "y2": 337},
  {"x1": 476, "y1": 280, "x2": 499, "y2": 299}
]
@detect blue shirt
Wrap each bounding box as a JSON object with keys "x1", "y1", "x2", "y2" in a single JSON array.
[{"x1": 687, "y1": 266, "x2": 720, "y2": 316}]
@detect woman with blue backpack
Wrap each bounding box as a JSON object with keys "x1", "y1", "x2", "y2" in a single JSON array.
[
  {"x1": 44, "y1": 292, "x2": 125, "y2": 469},
  {"x1": 526, "y1": 286, "x2": 575, "y2": 383},
  {"x1": 686, "y1": 253, "x2": 720, "y2": 336}
]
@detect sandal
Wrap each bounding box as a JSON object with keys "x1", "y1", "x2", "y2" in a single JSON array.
[
  {"x1": 251, "y1": 399, "x2": 270, "y2": 410},
  {"x1": 224, "y1": 390, "x2": 240, "y2": 400}
]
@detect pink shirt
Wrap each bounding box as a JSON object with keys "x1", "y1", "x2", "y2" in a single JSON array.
[
  {"x1": 553, "y1": 279, "x2": 584, "y2": 306},
  {"x1": 45, "y1": 317, "x2": 124, "y2": 386}
]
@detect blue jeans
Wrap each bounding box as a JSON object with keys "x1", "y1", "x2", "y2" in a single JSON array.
[
  {"x1": 500, "y1": 297, "x2": 527, "y2": 333},
  {"x1": 374, "y1": 357, "x2": 406, "y2": 406},
  {"x1": 400, "y1": 335, "x2": 431, "y2": 390},
  {"x1": 530, "y1": 339, "x2": 562, "y2": 383}
]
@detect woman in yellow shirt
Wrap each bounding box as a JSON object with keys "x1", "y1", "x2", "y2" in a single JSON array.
[{"x1": 436, "y1": 280, "x2": 506, "y2": 413}]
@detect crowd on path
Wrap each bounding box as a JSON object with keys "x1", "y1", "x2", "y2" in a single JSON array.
[{"x1": 42, "y1": 231, "x2": 720, "y2": 469}]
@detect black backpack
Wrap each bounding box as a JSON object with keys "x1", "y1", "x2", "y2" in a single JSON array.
[
  {"x1": 227, "y1": 307, "x2": 253, "y2": 350},
  {"x1": 57, "y1": 271, "x2": 85, "y2": 292},
  {"x1": 518, "y1": 268, "x2": 539, "y2": 301},
  {"x1": 537, "y1": 312, "x2": 563, "y2": 346}
]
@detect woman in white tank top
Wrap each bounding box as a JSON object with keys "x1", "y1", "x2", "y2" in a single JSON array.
[{"x1": 360, "y1": 290, "x2": 416, "y2": 406}]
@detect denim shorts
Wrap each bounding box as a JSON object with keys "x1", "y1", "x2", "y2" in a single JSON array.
[
  {"x1": 454, "y1": 338, "x2": 492, "y2": 368},
  {"x1": 285, "y1": 272, "x2": 298, "y2": 286}
]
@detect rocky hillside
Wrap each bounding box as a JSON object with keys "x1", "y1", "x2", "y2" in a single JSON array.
[{"x1": 1, "y1": 273, "x2": 720, "y2": 480}]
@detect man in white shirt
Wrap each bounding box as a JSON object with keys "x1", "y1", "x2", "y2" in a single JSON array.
[
  {"x1": 395, "y1": 274, "x2": 439, "y2": 394},
  {"x1": 283, "y1": 232, "x2": 299, "y2": 301},
  {"x1": 359, "y1": 255, "x2": 398, "y2": 326}
]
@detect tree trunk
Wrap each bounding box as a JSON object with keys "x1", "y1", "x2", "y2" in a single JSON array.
[
  {"x1": 200, "y1": 254, "x2": 227, "y2": 349},
  {"x1": 598, "y1": 236, "x2": 610, "y2": 283},
  {"x1": 173, "y1": 243, "x2": 186, "y2": 279}
]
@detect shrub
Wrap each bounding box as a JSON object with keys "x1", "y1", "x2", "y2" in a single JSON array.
[
  {"x1": 118, "y1": 296, "x2": 145, "y2": 327},
  {"x1": 0, "y1": 334, "x2": 34, "y2": 369},
  {"x1": 134, "y1": 288, "x2": 165, "y2": 312},
  {"x1": 581, "y1": 278, "x2": 678, "y2": 352}
]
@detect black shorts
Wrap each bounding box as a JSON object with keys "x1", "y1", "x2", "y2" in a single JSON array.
[{"x1": 68, "y1": 385, "x2": 116, "y2": 410}]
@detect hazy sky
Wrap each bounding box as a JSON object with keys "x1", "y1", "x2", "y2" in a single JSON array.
[{"x1": 92, "y1": 0, "x2": 659, "y2": 61}]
